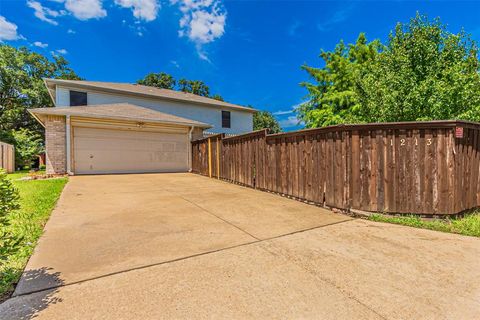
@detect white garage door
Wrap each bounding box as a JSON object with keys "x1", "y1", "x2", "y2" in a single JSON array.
[{"x1": 73, "y1": 127, "x2": 189, "y2": 174}]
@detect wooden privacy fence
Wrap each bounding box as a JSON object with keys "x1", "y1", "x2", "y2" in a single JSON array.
[
  {"x1": 192, "y1": 121, "x2": 480, "y2": 216},
  {"x1": 0, "y1": 141, "x2": 15, "y2": 173}
]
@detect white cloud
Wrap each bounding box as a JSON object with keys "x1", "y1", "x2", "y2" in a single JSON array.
[
  {"x1": 26, "y1": 0, "x2": 63, "y2": 25},
  {"x1": 317, "y1": 5, "x2": 354, "y2": 32},
  {"x1": 0, "y1": 16, "x2": 23, "y2": 41},
  {"x1": 279, "y1": 116, "x2": 301, "y2": 129},
  {"x1": 52, "y1": 48, "x2": 68, "y2": 55},
  {"x1": 170, "y1": 60, "x2": 180, "y2": 68},
  {"x1": 114, "y1": 0, "x2": 160, "y2": 22},
  {"x1": 33, "y1": 41, "x2": 48, "y2": 48},
  {"x1": 64, "y1": 0, "x2": 107, "y2": 20},
  {"x1": 287, "y1": 20, "x2": 301, "y2": 37},
  {"x1": 273, "y1": 109, "x2": 295, "y2": 116},
  {"x1": 173, "y1": 0, "x2": 227, "y2": 60},
  {"x1": 67, "y1": 28, "x2": 76, "y2": 34}
]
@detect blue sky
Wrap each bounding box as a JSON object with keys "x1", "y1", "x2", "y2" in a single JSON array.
[{"x1": 1, "y1": 0, "x2": 480, "y2": 130}]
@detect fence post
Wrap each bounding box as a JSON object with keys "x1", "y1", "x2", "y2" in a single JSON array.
[
  {"x1": 216, "y1": 137, "x2": 220, "y2": 179},
  {"x1": 208, "y1": 138, "x2": 212, "y2": 178}
]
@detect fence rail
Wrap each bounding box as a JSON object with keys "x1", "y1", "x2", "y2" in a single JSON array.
[
  {"x1": 192, "y1": 121, "x2": 480, "y2": 216},
  {"x1": 0, "y1": 142, "x2": 15, "y2": 173}
]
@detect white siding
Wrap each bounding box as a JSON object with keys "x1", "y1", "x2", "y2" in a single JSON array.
[{"x1": 55, "y1": 86, "x2": 253, "y2": 134}]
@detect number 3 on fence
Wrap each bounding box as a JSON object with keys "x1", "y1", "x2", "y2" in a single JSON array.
[{"x1": 390, "y1": 138, "x2": 432, "y2": 146}]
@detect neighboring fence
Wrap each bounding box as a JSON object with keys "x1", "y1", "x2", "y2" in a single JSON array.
[
  {"x1": 192, "y1": 121, "x2": 480, "y2": 216},
  {"x1": 0, "y1": 141, "x2": 15, "y2": 173}
]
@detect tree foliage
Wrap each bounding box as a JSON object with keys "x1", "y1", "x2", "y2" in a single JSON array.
[
  {"x1": 11, "y1": 129, "x2": 44, "y2": 169},
  {"x1": 136, "y1": 72, "x2": 176, "y2": 90},
  {"x1": 253, "y1": 110, "x2": 281, "y2": 133},
  {"x1": 0, "y1": 169, "x2": 19, "y2": 221},
  {"x1": 298, "y1": 14, "x2": 480, "y2": 128},
  {"x1": 0, "y1": 45, "x2": 81, "y2": 139},
  {"x1": 0, "y1": 169, "x2": 20, "y2": 260},
  {"x1": 137, "y1": 72, "x2": 223, "y2": 100},
  {"x1": 178, "y1": 79, "x2": 211, "y2": 97},
  {"x1": 0, "y1": 45, "x2": 80, "y2": 168}
]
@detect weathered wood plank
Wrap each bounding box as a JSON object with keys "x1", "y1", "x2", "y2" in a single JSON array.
[{"x1": 191, "y1": 121, "x2": 480, "y2": 216}]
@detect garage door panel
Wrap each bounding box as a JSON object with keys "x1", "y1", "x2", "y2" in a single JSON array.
[{"x1": 73, "y1": 127, "x2": 189, "y2": 174}]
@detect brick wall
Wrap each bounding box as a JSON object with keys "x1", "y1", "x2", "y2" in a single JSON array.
[
  {"x1": 192, "y1": 127, "x2": 204, "y2": 141},
  {"x1": 45, "y1": 115, "x2": 66, "y2": 174}
]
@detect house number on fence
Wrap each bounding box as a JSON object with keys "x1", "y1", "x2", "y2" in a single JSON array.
[{"x1": 390, "y1": 138, "x2": 432, "y2": 146}]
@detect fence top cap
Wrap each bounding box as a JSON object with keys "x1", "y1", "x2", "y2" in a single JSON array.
[
  {"x1": 0, "y1": 141, "x2": 14, "y2": 146},
  {"x1": 192, "y1": 120, "x2": 479, "y2": 143},
  {"x1": 265, "y1": 120, "x2": 480, "y2": 138}
]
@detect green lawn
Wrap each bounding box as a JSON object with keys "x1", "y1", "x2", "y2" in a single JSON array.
[
  {"x1": 369, "y1": 211, "x2": 480, "y2": 237},
  {"x1": 6, "y1": 169, "x2": 46, "y2": 180},
  {"x1": 0, "y1": 173, "x2": 67, "y2": 301}
]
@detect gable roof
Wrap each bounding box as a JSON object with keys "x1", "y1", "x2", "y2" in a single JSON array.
[
  {"x1": 44, "y1": 78, "x2": 256, "y2": 113},
  {"x1": 29, "y1": 103, "x2": 211, "y2": 128}
]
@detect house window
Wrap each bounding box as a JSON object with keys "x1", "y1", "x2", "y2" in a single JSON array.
[
  {"x1": 222, "y1": 111, "x2": 231, "y2": 128},
  {"x1": 70, "y1": 91, "x2": 87, "y2": 106}
]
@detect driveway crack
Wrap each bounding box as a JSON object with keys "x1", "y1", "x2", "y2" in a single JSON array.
[{"x1": 161, "y1": 188, "x2": 261, "y2": 241}]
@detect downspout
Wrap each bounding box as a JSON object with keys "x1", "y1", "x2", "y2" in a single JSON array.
[
  {"x1": 188, "y1": 126, "x2": 194, "y2": 172},
  {"x1": 66, "y1": 115, "x2": 73, "y2": 175}
]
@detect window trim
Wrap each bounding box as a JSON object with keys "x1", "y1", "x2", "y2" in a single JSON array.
[
  {"x1": 221, "y1": 110, "x2": 231, "y2": 128},
  {"x1": 69, "y1": 90, "x2": 88, "y2": 106}
]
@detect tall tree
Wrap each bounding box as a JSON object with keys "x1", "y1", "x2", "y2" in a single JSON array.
[
  {"x1": 298, "y1": 33, "x2": 381, "y2": 127},
  {"x1": 178, "y1": 79, "x2": 211, "y2": 97},
  {"x1": 137, "y1": 72, "x2": 176, "y2": 90},
  {"x1": 298, "y1": 13, "x2": 480, "y2": 128},
  {"x1": 137, "y1": 72, "x2": 223, "y2": 100},
  {"x1": 253, "y1": 110, "x2": 281, "y2": 133},
  {"x1": 0, "y1": 45, "x2": 81, "y2": 140},
  {"x1": 357, "y1": 14, "x2": 480, "y2": 122}
]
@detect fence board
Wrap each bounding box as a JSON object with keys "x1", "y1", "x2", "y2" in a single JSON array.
[
  {"x1": 191, "y1": 121, "x2": 480, "y2": 215},
  {"x1": 0, "y1": 142, "x2": 15, "y2": 173}
]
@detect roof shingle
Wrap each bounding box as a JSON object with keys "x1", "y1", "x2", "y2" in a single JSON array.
[
  {"x1": 44, "y1": 79, "x2": 255, "y2": 112},
  {"x1": 29, "y1": 103, "x2": 211, "y2": 128}
]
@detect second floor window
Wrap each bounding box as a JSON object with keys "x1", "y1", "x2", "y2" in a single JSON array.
[
  {"x1": 222, "y1": 110, "x2": 231, "y2": 128},
  {"x1": 70, "y1": 91, "x2": 87, "y2": 106}
]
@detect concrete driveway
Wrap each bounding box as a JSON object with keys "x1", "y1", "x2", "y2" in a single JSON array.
[{"x1": 1, "y1": 173, "x2": 479, "y2": 319}]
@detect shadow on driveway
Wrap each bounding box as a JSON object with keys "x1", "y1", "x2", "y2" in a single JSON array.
[{"x1": 2, "y1": 268, "x2": 63, "y2": 320}]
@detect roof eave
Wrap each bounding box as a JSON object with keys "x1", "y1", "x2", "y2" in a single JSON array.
[
  {"x1": 43, "y1": 78, "x2": 57, "y2": 105},
  {"x1": 28, "y1": 109, "x2": 46, "y2": 127}
]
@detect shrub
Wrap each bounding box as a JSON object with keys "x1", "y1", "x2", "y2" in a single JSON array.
[
  {"x1": 11, "y1": 129, "x2": 44, "y2": 169},
  {"x1": 0, "y1": 169, "x2": 20, "y2": 259}
]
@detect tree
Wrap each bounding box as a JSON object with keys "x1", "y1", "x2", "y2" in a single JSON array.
[
  {"x1": 137, "y1": 72, "x2": 176, "y2": 90},
  {"x1": 11, "y1": 129, "x2": 44, "y2": 169},
  {"x1": 178, "y1": 79, "x2": 211, "y2": 97},
  {"x1": 211, "y1": 94, "x2": 224, "y2": 101},
  {"x1": 298, "y1": 13, "x2": 480, "y2": 128},
  {"x1": 298, "y1": 34, "x2": 381, "y2": 128},
  {"x1": 137, "y1": 72, "x2": 223, "y2": 100},
  {"x1": 0, "y1": 45, "x2": 81, "y2": 141},
  {"x1": 253, "y1": 111, "x2": 281, "y2": 133}
]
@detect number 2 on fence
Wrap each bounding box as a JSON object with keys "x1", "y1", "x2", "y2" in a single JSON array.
[{"x1": 389, "y1": 138, "x2": 432, "y2": 146}]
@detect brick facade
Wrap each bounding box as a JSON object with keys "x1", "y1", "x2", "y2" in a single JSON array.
[
  {"x1": 191, "y1": 127, "x2": 204, "y2": 141},
  {"x1": 45, "y1": 115, "x2": 66, "y2": 174}
]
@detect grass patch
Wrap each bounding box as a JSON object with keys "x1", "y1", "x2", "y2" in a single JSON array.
[
  {"x1": 0, "y1": 174, "x2": 67, "y2": 301},
  {"x1": 369, "y1": 211, "x2": 480, "y2": 237},
  {"x1": 6, "y1": 170, "x2": 46, "y2": 180}
]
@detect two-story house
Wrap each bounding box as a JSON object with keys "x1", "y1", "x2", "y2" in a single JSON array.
[{"x1": 29, "y1": 79, "x2": 255, "y2": 175}]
